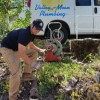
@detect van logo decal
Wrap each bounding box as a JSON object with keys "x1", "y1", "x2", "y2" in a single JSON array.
[{"x1": 34, "y1": 4, "x2": 70, "y2": 18}]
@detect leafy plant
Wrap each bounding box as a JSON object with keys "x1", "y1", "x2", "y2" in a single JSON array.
[
  {"x1": 82, "y1": 53, "x2": 94, "y2": 63},
  {"x1": 37, "y1": 58, "x2": 79, "y2": 97},
  {"x1": 10, "y1": 9, "x2": 31, "y2": 30},
  {"x1": 0, "y1": 0, "x2": 24, "y2": 40},
  {"x1": 0, "y1": 79, "x2": 9, "y2": 94}
]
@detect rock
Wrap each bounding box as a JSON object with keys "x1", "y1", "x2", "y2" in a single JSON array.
[
  {"x1": 70, "y1": 38, "x2": 100, "y2": 60},
  {"x1": 94, "y1": 71, "x2": 100, "y2": 83},
  {"x1": 86, "y1": 83, "x2": 100, "y2": 100},
  {"x1": 30, "y1": 88, "x2": 38, "y2": 99},
  {"x1": 68, "y1": 77, "x2": 79, "y2": 87},
  {"x1": 0, "y1": 68, "x2": 3, "y2": 77},
  {"x1": 64, "y1": 85, "x2": 72, "y2": 100},
  {"x1": 65, "y1": 85, "x2": 72, "y2": 93}
]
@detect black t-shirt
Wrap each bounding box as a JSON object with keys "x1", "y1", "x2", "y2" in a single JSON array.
[{"x1": 1, "y1": 26, "x2": 36, "y2": 51}]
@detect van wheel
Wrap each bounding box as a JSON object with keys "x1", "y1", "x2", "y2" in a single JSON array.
[{"x1": 45, "y1": 25, "x2": 68, "y2": 44}]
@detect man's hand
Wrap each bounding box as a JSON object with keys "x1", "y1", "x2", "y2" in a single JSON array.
[
  {"x1": 39, "y1": 49, "x2": 46, "y2": 53},
  {"x1": 38, "y1": 49, "x2": 46, "y2": 55}
]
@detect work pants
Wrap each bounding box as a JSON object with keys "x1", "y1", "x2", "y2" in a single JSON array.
[{"x1": 0, "y1": 47, "x2": 38, "y2": 100}]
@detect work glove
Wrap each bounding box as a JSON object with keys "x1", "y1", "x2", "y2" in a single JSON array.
[{"x1": 31, "y1": 62, "x2": 43, "y2": 70}]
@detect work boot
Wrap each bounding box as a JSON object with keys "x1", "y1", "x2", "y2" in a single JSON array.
[{"x1": 22, "y1": 73, "x2": 35, "y2": 81}]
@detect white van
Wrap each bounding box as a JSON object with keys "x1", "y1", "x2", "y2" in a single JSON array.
[{"x1": 25, "y1": 0, "x2": 100, "y2": 44}]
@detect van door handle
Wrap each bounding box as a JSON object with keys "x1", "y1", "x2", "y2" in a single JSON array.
[{"x1": 94, "y1": 7, "x2": 97, "y2": 14}]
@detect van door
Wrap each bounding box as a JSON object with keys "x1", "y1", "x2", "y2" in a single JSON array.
[
  {"x1": 75, "y1": 0, "x2": 93, "y2": 35},
  {"x1": 94, "y1": 0, "x2": 100, "y2": 34}
]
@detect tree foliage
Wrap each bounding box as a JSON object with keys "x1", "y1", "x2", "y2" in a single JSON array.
[
  {"x1": 0, "y1": 0, "x2": 24, "y2": 38},
  {"x1": 10, "y1": 9, "x2": 31, "y2": 30}
]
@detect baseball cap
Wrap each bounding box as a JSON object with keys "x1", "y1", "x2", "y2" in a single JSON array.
[{"x1": 33, "y1": 19, "x2": 44, "y2": 31}]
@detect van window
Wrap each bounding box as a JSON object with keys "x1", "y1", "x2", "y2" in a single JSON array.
[
  {"x1": 76, "y1": 0, "x2": 91, "y2": 6},
  {"x1": 94, "y1": 0, "x2": 100, "y2": 6}
]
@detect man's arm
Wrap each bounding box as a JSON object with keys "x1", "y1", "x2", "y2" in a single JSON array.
[
  {"x1": 28, "y1": 42, "x2": 42, "y2": 52},
  {"x1": 18, "y1": 43, "x2": 33, "y2": 65}
]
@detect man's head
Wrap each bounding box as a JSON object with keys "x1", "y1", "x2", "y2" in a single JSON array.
[{"x1": 31, "y1": 19, "x2": 44, "y2": 35}]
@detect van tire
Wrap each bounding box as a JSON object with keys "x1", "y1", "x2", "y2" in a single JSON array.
[{"x1": 45, "y1": 25, "x2": 68, "y2": 44}]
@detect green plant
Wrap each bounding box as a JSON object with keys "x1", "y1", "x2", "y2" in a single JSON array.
[
  {"x1": 10, "y1": 9, "x2": 31, "y2": 30},
  {"x1": 82, "y1": 53, "x2": 94, "y2": 63},
  {"x1": 0, "y1": 0, "x2": 24, "y2": 40},
  {"x1": 0, "y1": 79, "x2": 9, "y2": 94},
  {"x1": 37, "y1": 58, "x2": 79, "y2": 97}
]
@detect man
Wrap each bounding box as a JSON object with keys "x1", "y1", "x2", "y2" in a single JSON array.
[{"x1": 0, "y1": 19, "x2": 45, "y2": 100}]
